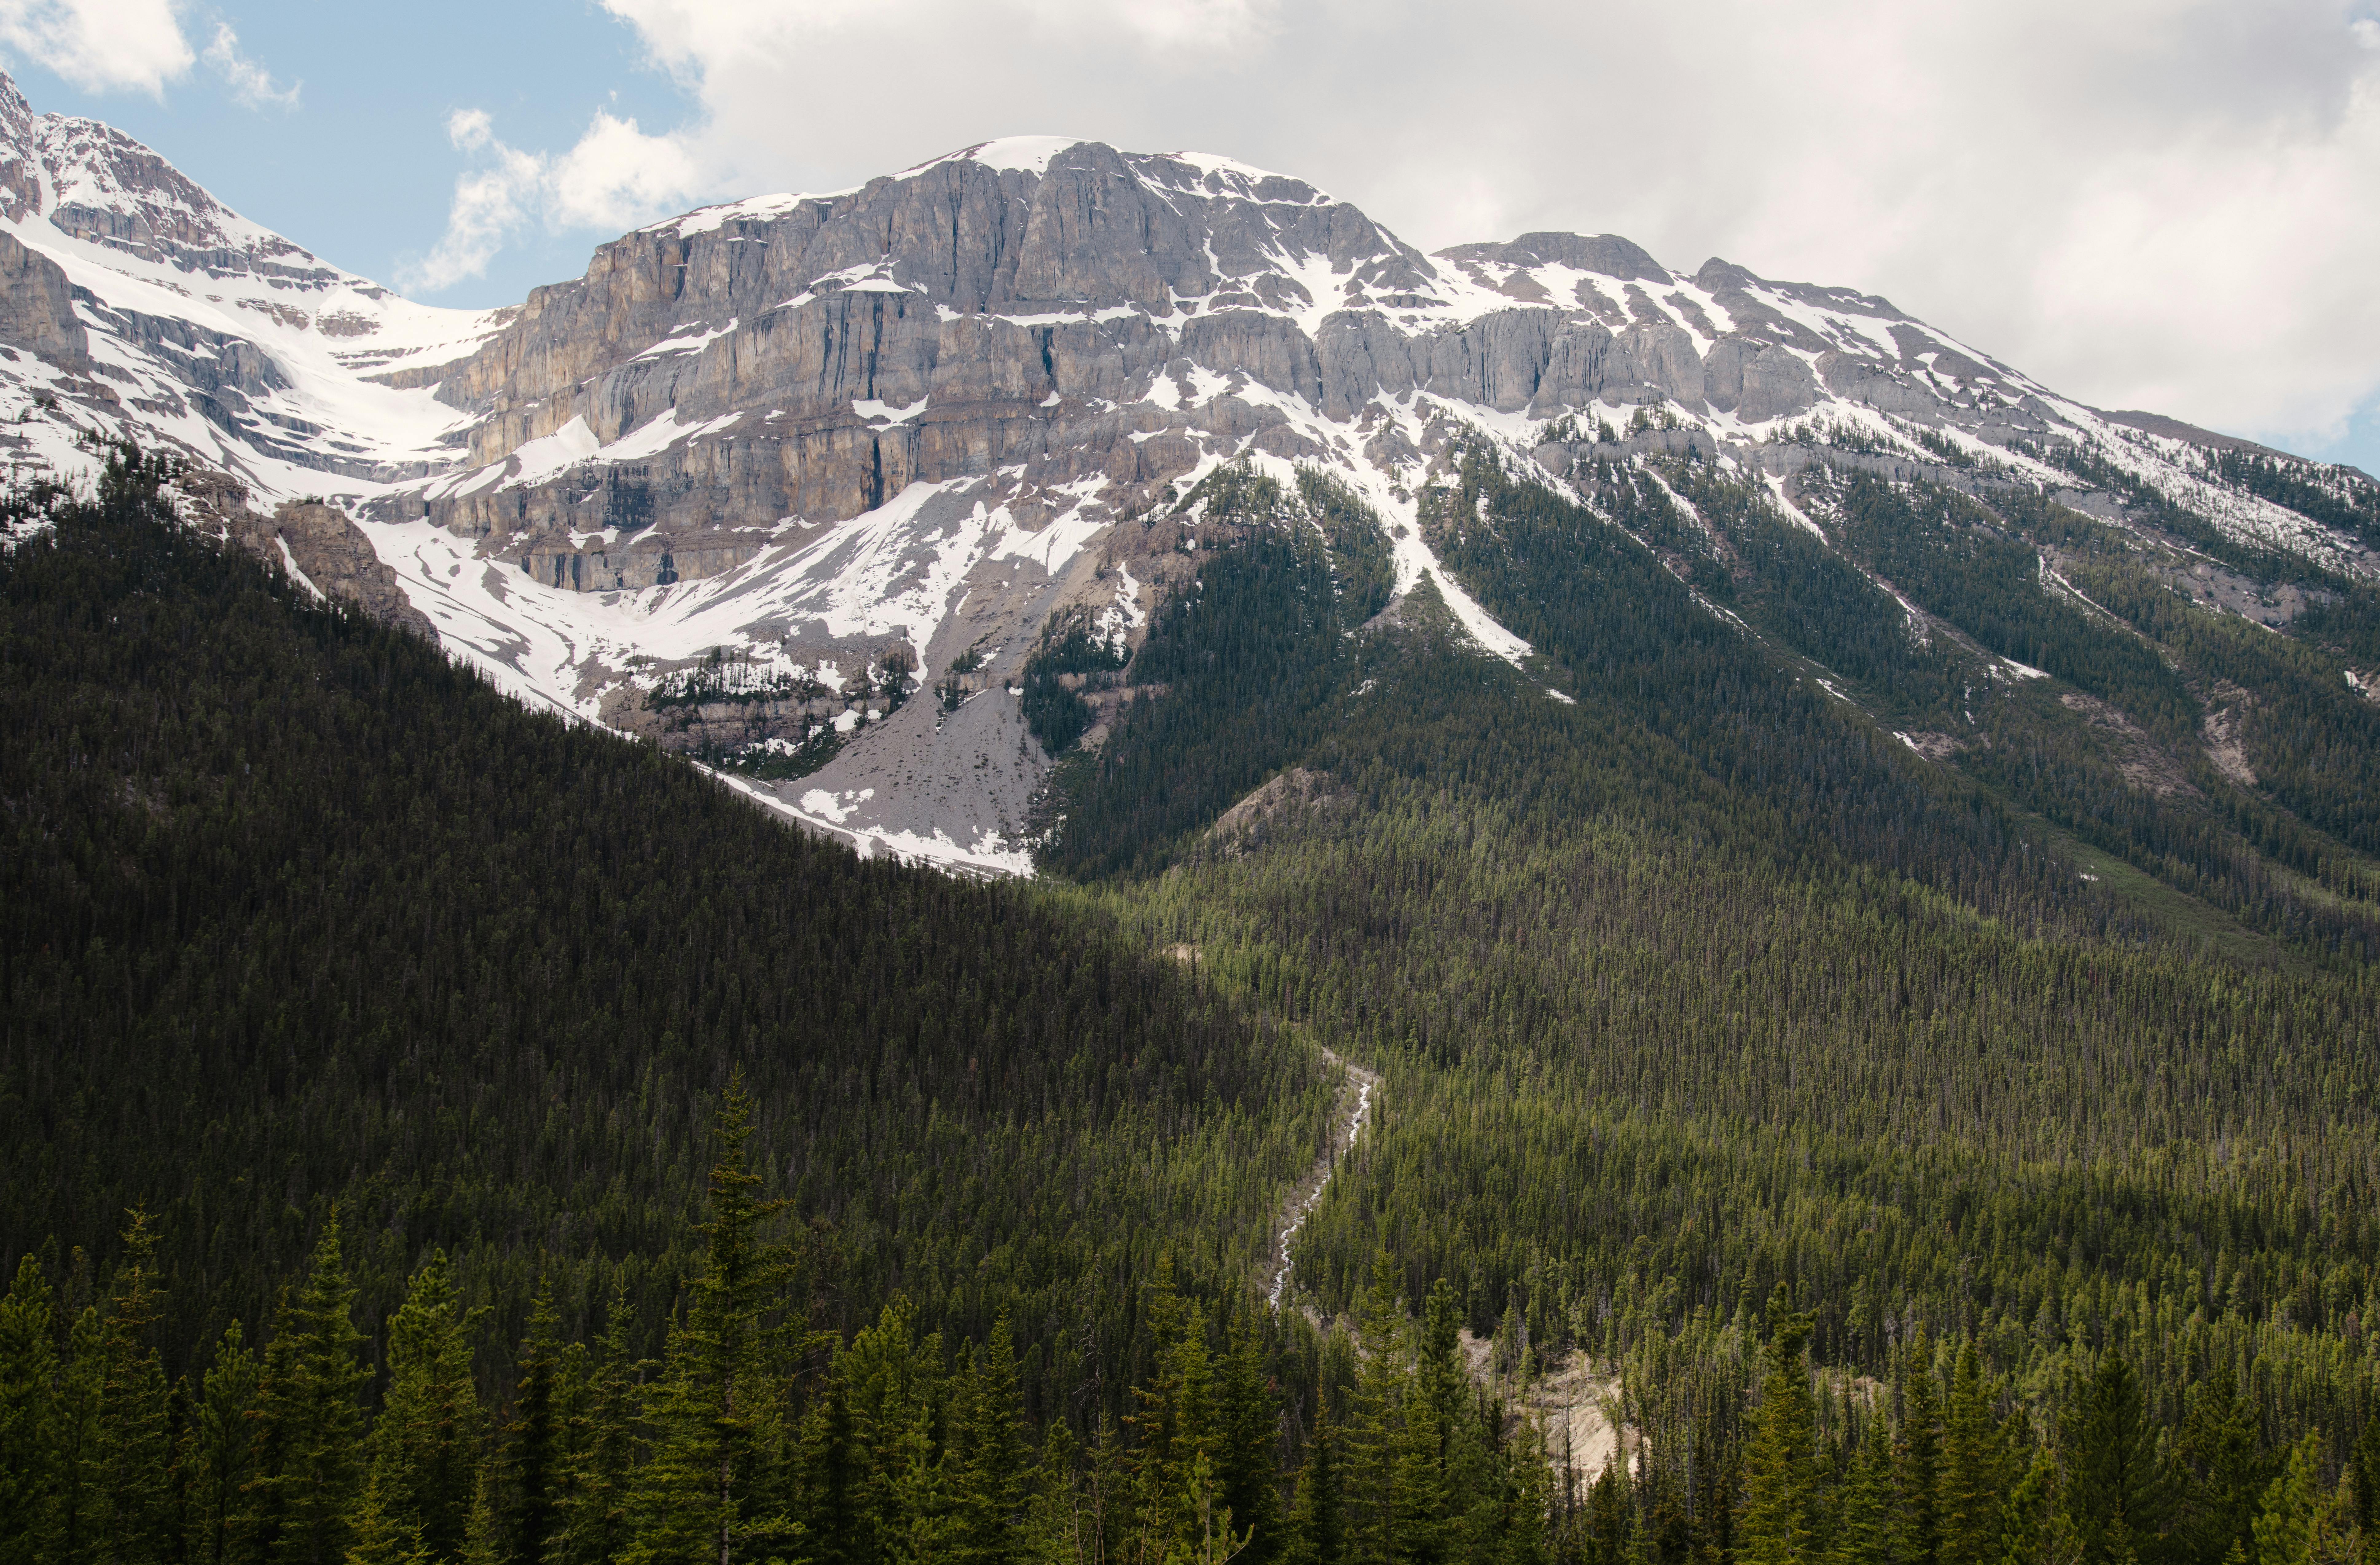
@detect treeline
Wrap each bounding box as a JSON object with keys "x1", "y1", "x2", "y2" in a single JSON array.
[
  {"x1": 0, "y1": 1091, "x2": 1562, "y2": 1565},
  {"x1": 9, "y1": 1105, "x2": 2377, "y2": 1565},
  {"x1": 1592, "y1": 1288, "x2": 2380, "y2": 1565}
]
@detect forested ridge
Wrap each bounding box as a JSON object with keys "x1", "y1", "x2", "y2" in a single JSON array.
[{"x1": 6, "y1": 441, "x2": 2380, "y2": 1565}]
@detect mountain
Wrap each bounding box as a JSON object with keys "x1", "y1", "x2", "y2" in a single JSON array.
[
  {"x1": 7, "y1": 81, "x2": 2380, "y2": 1565},
  {"x1": 1, "y1": 82, "x2": 2373, "y2": 879}
]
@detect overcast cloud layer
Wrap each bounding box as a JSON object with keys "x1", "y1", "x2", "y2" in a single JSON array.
[{"x1": 5, "y1": 0, "x2": 2379, "y2": 466}]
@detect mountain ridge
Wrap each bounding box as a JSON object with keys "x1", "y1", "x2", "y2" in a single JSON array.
[{"x1": 0, "y1": 80, "x2": 2375, "y2": 876}]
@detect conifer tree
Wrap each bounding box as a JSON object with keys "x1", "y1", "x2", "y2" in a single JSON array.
[
  {"x1": 952, "y1": 1320, "x2": 1031, "y2": 1565},
  {"x1": 358, "y1": 1251, "x2": 485, "y2": 1561},
  {"x1": 183, "y1": 1323, "x2": 258, "y2": 1565},
  {"x1": 2171, "y1": 1367, "x2": 2263, "y2": 1565},
  {"x1": 0, "y1": 1255, "x2": 60, "y2": 1565},
  {"x1": 551, "y1": 1285, "x2": 638, "y2": 1565},
  {"x1": 1738, "y1": 1288, "x2": 1819, "y2": 1565},
  {"x1": 1895, "y1": 1329, "x2": 1944, "y2": 1565},
  {"x1": 1346, "y1": 1253, "x2": 1403, "y2": 1565},
  {"x1": 2249, "y1": 1435, "x2": 2324, "y2": 1565},
  {"x1": 92, "y1": 1211, "x2": 177, "y2": 1564},
  {"x1": 2349, "y1": 1414, "x2": 2379, "y2": 1565},
  {"x1": 1389, "y1": 1279, "x2": 1464, "y2": 1565},
  {"x1": 1997, "y1": 1449, "x2": 2066, "y2": 1565},
  {"x1": 55, "y1": 1302, "x2": 107, "y2": 1565},
  {"x1": 1215, "y1": 1307, "x2": 1282, "y2": 1564},
  {"x1": 2060, "y1": 1352, "x2": 2170, "y2": 1565},
  {"x1": 1579, "y1": 1461, "x2": 1634, "y2": 1565},
  {"x1": 1824, "y1": 1410, "x2": 1892, "y2": 1565},
  {"x1": 343, "y1": 1461, "x2": 428, "y2": 1565},
  {"x1": 1283, "y1": 1401, "x2": 1342, "y2": 1565},
  {"x1": 623, "y1": 1081, "x2": 799, "y2": 1565},
  {"x1": 498, "y1": 1282, "x2": 569, "y2": 1565},
  {"x1": 1129, "y1": 1300, "x2": 1219, "y2": 1562},
  {"x1": 242, "y1": 1213, "x2": 371, "y2": 1565},
  {"x1": 1938, "y1": 1342, "x2": 2005, "y2": 1565}
]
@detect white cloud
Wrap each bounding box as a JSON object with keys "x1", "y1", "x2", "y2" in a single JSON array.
[
  {"x1": 427, "y1": 0, "x2": 2380, "y2": 457},
  {"x1": 0, "y1": 0, "x2": 193, "y2": 97},
  {"x1": 402, "y1": 105, "x2": 700, "y2": 294},
  {"x1": 202, "y1": 22, "x2": 296, "y2": 111}
]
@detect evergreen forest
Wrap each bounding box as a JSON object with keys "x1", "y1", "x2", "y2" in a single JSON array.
[{"x1": 4, "y1": 441, "x2": 2380, "y2": 1565}]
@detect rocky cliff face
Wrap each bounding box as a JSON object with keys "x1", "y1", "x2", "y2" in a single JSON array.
[{"x1": 0, "y1": 98, "x2": 2367, "y2": 873}]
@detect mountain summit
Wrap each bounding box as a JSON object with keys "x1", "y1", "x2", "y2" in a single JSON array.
[{"x1": 0, "y1": 79, "x2": 2373, "y2": 874}]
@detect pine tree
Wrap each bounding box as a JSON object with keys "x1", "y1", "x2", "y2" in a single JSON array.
[
  {"x1": 242, "y1": 1214, "x2": 371, "y2": 1565},
  {"x1": 1896, "y1": 1329, "x2": 1944, "y2": 1565},
  {"x1": 0, "y1": 1255, "x2": 60, "y2": 1565},
  {"x1": 1824, "y1": 1410, "x2": 1892, "y2": 1565},
  {"x1": 55, "y1": 1303, "x2": 106, "y2": 1565},
  {"x1": 183, "y1": 1323, "x2": 258, "y2": 1565},
  {"x1": 623, "y1": 1081, "x2": 799, "y2": 1565},
  {"x1": 552, "y1": 1284, "x2": 638, "y2": 1565},
  {"x1": 1215, "y1": 1306, "x2": 1282, "y2": 1564},
  {"x1": 1128, "y1": 1300, "x2": 1219, "y2": 1562},
  {"x1": 2349, "y1": 1414, "x2": 2379, "y2": 1565},
  {"x1": 95, "y1": 1212, "x2": 175, "y2": 1565},
  {"x1": 1997, "y1": 1449, "x2": 2065, "y2": 1565},
  {"x1": 1283, "y1": 1401, "x2": 1342, "y2": 1565},
  {"x1": 952, "y1": 1319, "x2": 1031, "y2": 1565},
  {"x1": 2060, "y1": 1352, "x2": 2170, "y2": 1565},
  {"x1": 1579, "y1": 1461, "x2": 1634, "y2": 1565},
  {"x1": 499, "y1": 1281, "x2": 569, "y2": 1565},
  {"x1": 357, "y1": 1251, "x2": 485, "y2": 1561},
  {"x1": 1389, "y1": 1279, "x2": 1464, "y2": 1565},
  {"x1": 1938, "y1": 1342, "x2": 2005, "y2": 1565},
  {"x1": 2171, "y1": 1367, "x2": 2263, "y2": 1565},
  {"x1": 2249, "y1": 1435, "x2": 2324, "y2": 1565},
  {"x1": 342, "y1": 1463, "x2": 428, "y2": 1565},
  {"x1": 1346, "y1": 1253, "x2": 1403, "y2": 1565},
  {"x1": 1738, "y1": 1287, "x2": 1819, "y2": 1565}
]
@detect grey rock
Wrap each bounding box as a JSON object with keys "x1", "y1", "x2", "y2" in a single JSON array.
[
  {"x1": 1438, "y1": 231, "x2": 1668, "y2": 284},
  {"x1": 0, "y1": 226, "x2": 83, "y2": 363},
  {"x1": 1704, "y1": 336, "x2": 1817, "y2": 421}
]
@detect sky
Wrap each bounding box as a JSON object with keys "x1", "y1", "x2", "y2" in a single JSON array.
[{"x1": 3, "y1": 0, "x2": 2379, "y2": 473}]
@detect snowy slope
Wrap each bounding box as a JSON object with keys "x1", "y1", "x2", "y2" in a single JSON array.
[{"x1": 0, "y1": 90, "x2": 2369, "y2": 877}]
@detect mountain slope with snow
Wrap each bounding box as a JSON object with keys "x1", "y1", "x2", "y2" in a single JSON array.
[{"x1": 1, "y1": 91, "x2": 2374, "y2": 878}]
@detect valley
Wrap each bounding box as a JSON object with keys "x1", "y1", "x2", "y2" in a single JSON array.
[{"x1": 1, "y1": 67, "x2": 2377, "y2": 1565}]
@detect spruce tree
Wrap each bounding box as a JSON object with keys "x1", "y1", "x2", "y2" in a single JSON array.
[
  {"x1": 55, "y1": 1303, "x2": 106, "y2": 1565},
  {"x1": 1937, "y1": 1342, "x2": 2005, "y2": 1565},
  {"x1": 96, "y1": 1212, "x2": 175, "y2": 1565},
  {"x1": 1997, "y1": 1449, "x2": 2066, "y2": 1565},
  {"x1": 183, "y1": 1323, "x2": 258, "y2": 1565},
  {"x1": 1346, "y1": 1252, "x2": 1403, "y2": 1565},
  {"x1": 622, "y1": 1082, "x2": 799, "y2": 1565},
  {"x1": 1215, "y1": 1306, "x2": 1282, "y2": 1564},
  {"x1": 1824, "y1": 1410, "x2": 1892, "y2": 1565},
  {"x1": 2248, "y1": 1435, "x2": 2323, "y2": 1565},
  {"x1": 499, "y1": 1281, "x2": 568, "y2": 1565},
  {"x1": 552, "y1": 1285, "x2": 638, "y2": 1565},
  {"x1": 1389, "y1": 1279, "x2": 1463, "y2": 1565},
  {"x1": 0, "y1": 1255, "x2": 59, "y2": 1565},
  {"x1": 359, "y1": 1251, "x2": 486, "y2": 1561},
  {"x1": 1895, "y1": 1329, "x2": 1944, "y2": 1565},
  {"x1": 1284, "y1": 1401, "x2": 1342, "y2": 1565},
  {"x1": 242, "y1": 1214, "x2": 371, "y2": 1565},
  {"x1": 2059, "y1": 1352, "x2": 2171, "y2": 1565},
  {"x1": 951, "y1": 1319, "x2": 1030, "y2": 1565},
  {"x1": 2170, "y1": 1367, "x2": 2262, "y2": 1565},
  {"x1": 2350, "y1": 1414, "x2": 2379, "y2": 1565},
  {"x1": 1738, "y1": 1287, "x2": 1818, "y2": 1565},
  {"x1": 1579, "y1": 1461, "x2": 1634, "y2": 1565}
]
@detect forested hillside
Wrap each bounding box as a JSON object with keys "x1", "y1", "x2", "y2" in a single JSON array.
[{"x1": 5, "y1": 443, "x2": 2380, "y2": 1565}]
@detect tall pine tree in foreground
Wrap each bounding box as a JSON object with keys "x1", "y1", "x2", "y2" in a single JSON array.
[{"x1": 623, "y1": 1079, "x2": 800, "y2": 1565}]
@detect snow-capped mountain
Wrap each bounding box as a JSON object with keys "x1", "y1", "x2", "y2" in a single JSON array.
[{"x1": 2, "y1": 83, "x2": 2372, "y2": 875}]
